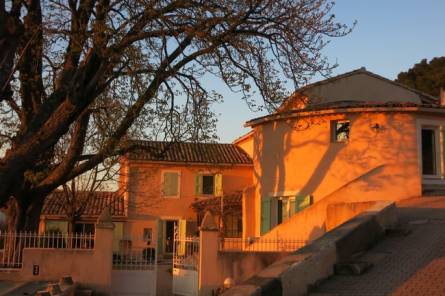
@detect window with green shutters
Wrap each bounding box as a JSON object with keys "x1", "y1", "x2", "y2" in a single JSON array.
[
  {"x1": 274, "y1": 195, "x2": 313, "y2": 227},
  {"x1": 162, "y1": 171, "x2": 180, "y2": 197},
  {"x1": 295, "y1": 195, "x2": 312, "y2": 212},
  {"x1": 194, "y1": 173, "x2": 223, "y2": 196}
]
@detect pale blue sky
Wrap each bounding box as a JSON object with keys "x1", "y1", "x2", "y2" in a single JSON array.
[{"x1": 214, "y1": 0, "x2": 445, "y2": 143}]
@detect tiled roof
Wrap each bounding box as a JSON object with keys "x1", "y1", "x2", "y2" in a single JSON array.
[
  {"x1": 127, "y1": 140, "x2": 253, "y2": 165},
  {"x1": 42, "y1": 191, "x2": 125, "y2": 217}
]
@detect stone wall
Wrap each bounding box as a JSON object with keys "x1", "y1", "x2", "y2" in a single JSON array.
[{"x1": 222, "y1": 201, "x2": 398, "y2": 296}]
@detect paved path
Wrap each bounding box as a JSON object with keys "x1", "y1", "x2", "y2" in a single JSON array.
[{"x1": 311, "y1": 197, "x2": 445, "y2": 296}]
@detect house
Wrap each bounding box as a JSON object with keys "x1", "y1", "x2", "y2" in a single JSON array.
[
  {"x1": 119, "y1": 140, "x2": 253, "y2": 257},
  {"x1": 39, "y1": 190, "x2": 126, "y2": 239},
  {"x1": 240, "y1": 67, "x2": 444, "y2": 239}
]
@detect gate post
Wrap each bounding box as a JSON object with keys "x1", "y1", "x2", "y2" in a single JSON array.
[
  {"x1": 94, "y1": 208, "x2": 115, "y2": 295},
  {"x1": 199, "y1": 211, "x2": 220, "y2": 296}
]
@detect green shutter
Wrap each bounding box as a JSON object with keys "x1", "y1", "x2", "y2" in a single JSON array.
[
  {"x1": 295, "y1": 195, "x2": 312, "y2": 213},
  {"x1": 260, "y1": 197, "x2": 271, "y2": 235},
  {"x1": 289, "y1": 199, "x2": 296, "y2": 217},
  {"x1": 112, "y1": 222, "x2": 124, "y2": 251},
  {"x1": 195, "y1": 174, "x2": 203, "y2": 195},
  {"x1": 157, "y1": 220, "x2": 163, "y2": 252},
  {"x1": 214, "y1": 173, "x2": 223, "y2": 196},
  {"x1": 163, "y1": 172, "x2": 179, "y2": 196}
]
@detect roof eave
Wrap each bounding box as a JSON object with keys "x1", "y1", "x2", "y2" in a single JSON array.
[
  {"x1": 245, "y1": 106, "x2": 445, "y2": 127},
  {"x1": 126, "y1": 159, "x2": 253, "y2": 166}
]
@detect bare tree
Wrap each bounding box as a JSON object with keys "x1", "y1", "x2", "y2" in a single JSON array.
[
  {"x1": 0, "y1": 0, "x2": 353, "y2": 231},
  {"x1": 54, "y1": 157, "x2": 121, "y2": 233}
]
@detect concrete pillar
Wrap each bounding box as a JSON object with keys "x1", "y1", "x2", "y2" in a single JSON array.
[
  {"x1": 93, "y1": 208, "x2": 115, "y2": 295},
  {"x1": 199, "y1": 211, "x2": 220, "y2": 296}
]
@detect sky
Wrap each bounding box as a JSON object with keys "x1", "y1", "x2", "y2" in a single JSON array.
[{"x1": 213, "y1": 0, "x2": 445, "y2": 143}]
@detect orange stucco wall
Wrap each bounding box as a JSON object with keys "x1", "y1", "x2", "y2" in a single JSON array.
[
  {"x1": 125, "y1": 162, "x2": 252, "y2": 219},
  {"x1": 249, "y1": 111, "x2": 423, "y2": 237}
]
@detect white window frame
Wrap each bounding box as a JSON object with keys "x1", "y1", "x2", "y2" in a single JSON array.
[
  {"x1": 161, "y1": 170, "x2": 181, "y2": 198},
  {"x1": 417, "y1": 119, "x2": 445, "y2": 184}
]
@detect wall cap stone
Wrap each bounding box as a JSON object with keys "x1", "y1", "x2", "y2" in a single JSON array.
[
  {"x1": 96, "y1": 207, "x2": 115, "y2": 229},
  {"x1": 200, "y1": 211, "x2": 218, "y2": 231}
]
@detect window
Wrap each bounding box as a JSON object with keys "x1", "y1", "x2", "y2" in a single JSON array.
[
  {"x1": 278, "y1": 195, "x2": 312, "y2": 225},
  {"x1": 332, "y1": 120, "x2": 350, "y2": 143},
  {"x1": 266, "y1": 195, "x2": 313, "y2": 230},
  {"x1": 45, "y1": 220, "x2": 68, "y2": 234},
  {"x1": 143, "y1": 228, "x2": 152, "y2": 243},
  {"x1": 195, "y1": 173, "x2": 223, "y2": 196},
  {"x1": 74, "y1": 222, "x2": 95, "y2": 234},
  {"x1": 202, "y1": 175, "x2": 215, "y2": 195},
  {"x1": 224, "y1": 214, "x2": 242, "y2": 238},
  {"x1": 421, "y1": 128, "x2": 438, "y2": 175},
  {"x1": 162, "y1": 171, "x2": 180, "y2": 197}
]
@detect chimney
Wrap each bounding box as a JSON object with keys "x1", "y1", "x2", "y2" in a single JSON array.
[{"x1": 441, "y1": 88, "x2": 445, "y2": 107}]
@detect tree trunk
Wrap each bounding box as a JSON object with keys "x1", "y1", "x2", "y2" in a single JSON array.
[
  {"x1": 67, "y1": 216, "x2": 79, "y2": 234},
  {"x1": 5, "y1": 194, "x2": 45, "y2": 233}
]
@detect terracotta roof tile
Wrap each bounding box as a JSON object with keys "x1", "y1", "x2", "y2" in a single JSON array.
[
  {"x1": 191, "y1": 193, "x2": 242, "y2": 215},
  {"x1": 127, "y1": 141, "x2": 252, "y2": 165},
  {"x1": 42, "y1": 191, "x2": 125, "y2": 217}
]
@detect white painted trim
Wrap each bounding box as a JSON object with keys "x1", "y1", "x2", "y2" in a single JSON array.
[
  {"x1": 417, "y1": 118, "x2": 445, "y2": 182},
  {"x1": 161, "y1": 169, "x2": 181, "y2": 199}
]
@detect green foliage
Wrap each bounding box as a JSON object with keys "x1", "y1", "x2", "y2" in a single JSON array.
[{"x1": 396, "y1": 57, "x2": 445, "y2": 97}]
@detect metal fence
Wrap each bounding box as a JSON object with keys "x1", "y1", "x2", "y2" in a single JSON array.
[
  {"x1": 219, "y1": 237, "x2": 308, "y2": 252},
  {"x1": 112, "y1": 236, "x2": 157, "y2": 270},
  {"x1": 173, "y1": 236, "x2": 200, "y2": 271},
  {"x1": 0, "y1": 231, "x2": 95, "y2": 269}
]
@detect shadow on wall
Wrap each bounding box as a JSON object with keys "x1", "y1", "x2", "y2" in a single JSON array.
[{"x1": 252, "y1": 112, "x2": 421, "y2": 237}]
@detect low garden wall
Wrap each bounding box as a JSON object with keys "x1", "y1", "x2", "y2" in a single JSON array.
[{"x1": 222, "y1": 200, "x2": 398, "y2": 296}]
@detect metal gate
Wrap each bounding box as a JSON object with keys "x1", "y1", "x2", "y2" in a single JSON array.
[
  {"x1": 172, "y1": 228, "x2": 199, "y2": 296},
  {"x1": 111, "y1": 235, "x2": 157, "y2": 296}
]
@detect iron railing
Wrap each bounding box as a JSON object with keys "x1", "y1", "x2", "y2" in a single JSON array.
[
  {"x1": 112, "y1": 236, "x2": 157, "y2": 270},
  {"x1": 173, "y1": 236, "x2": 200, "y2": 271},
  {"x1": 0, "y1": 231, "x2": 95, "y2": 269}
]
